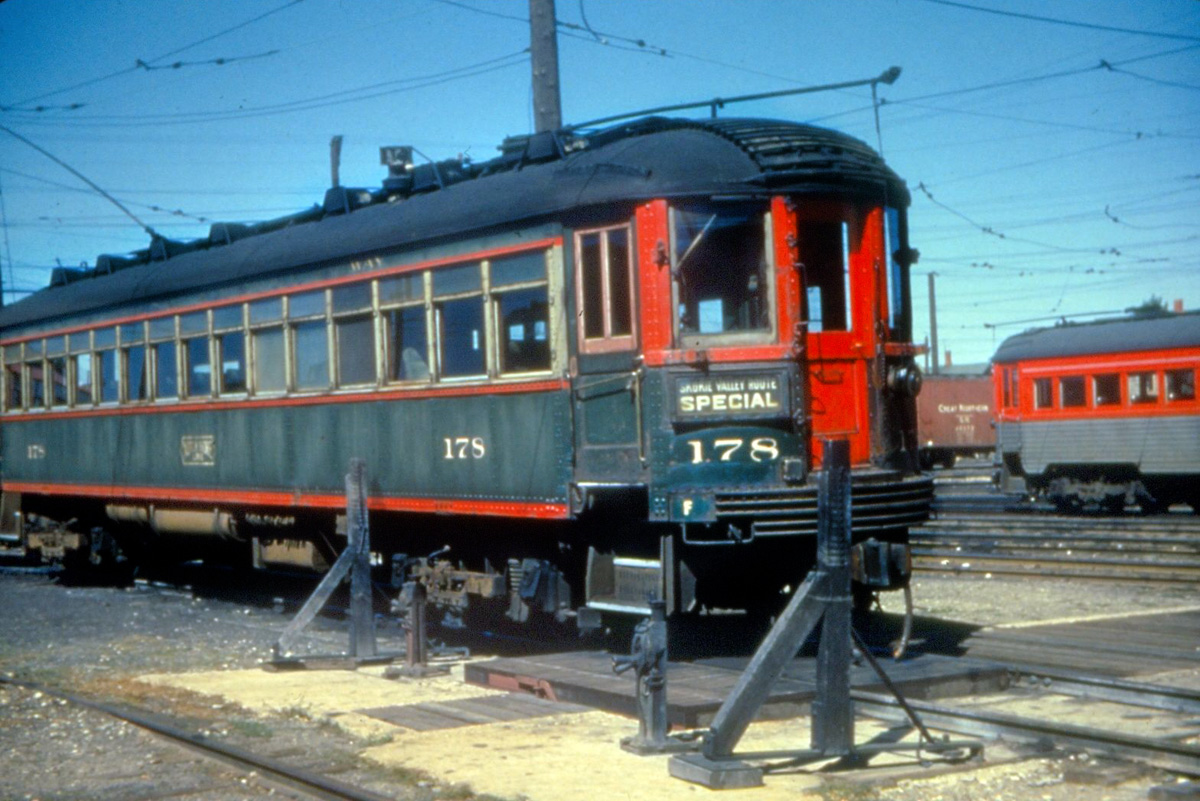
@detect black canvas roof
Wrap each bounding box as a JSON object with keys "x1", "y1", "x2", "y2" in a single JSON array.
[
  {"x1": 992, "y1": 311, "x2": 1200, "y2": 364},
  {"x1": 0, "y1": 116, "x2": 906, "y2": 335}
]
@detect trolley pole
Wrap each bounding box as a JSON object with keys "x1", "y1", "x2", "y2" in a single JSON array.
[{"x1": 529, "y1": 0, "x2": 562, "y2": 132}]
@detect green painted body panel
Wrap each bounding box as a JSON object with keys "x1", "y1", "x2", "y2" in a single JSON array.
[{"x1": 3, "y1": 390, "x2": 572, "y2": 503}]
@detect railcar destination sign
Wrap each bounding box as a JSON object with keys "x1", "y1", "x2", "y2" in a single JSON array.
[{"x1": 674, "y1": 372, "x2": 786, "y2": 418}]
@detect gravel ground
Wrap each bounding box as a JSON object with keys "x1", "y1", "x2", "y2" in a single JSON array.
[
  {"x1": 0, "y1": 567, "x2": 491, "y2": 801},
  {"x1": 1, "y1": 558, "x2": 1197, "y2": 801}
]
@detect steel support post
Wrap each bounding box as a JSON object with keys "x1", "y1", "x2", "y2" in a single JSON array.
[
  {"x1": 812, "y1": 439, "x2": 853, "y2": 755},
  {"x1": 346, "y1": 458, "x2": 377, "y2": 659},
  {"x1": 670, "y1": 439, "x2": 983, "y2": 788},
  {"x1": 267, "y1": 459, "x2": 392, "y2": 669}
]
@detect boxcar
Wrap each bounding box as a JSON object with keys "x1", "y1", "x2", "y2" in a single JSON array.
[
  {"x1": 992, "y1": 312, "x2": 1200, "y2": 513},
  {"x1": 0, "y1": 116, "x2": 930, "y2": 624},
  {"x1": 915, "y1": 371, "x2": 994, "y2": 469}
]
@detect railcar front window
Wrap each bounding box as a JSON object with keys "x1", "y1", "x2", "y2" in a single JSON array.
[
  {"x1": 1167, "y1": 368, "x2": 1195, "y2": 402},
  {"x1": 884, "y1": 206, "x2": 908, "y2": 335},
  {"x1": 1128, "y1": 371, "x2": 1158, "y2": 404},
  {"x1": 1060, "y1": 376, "x2": 1086, "y2": 408},
  {"x1": 1093, "y1": 374, "x2": 1120, "y2": 407},
  {"x1": 1033, "y1": 377, "x2": 1052, "y2": 409},
  {"x1": 673, "y1": 204, "x2": 770, "y2": 337}
]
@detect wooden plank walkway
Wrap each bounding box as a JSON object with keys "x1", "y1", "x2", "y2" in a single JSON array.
[{"x1": 466, "y1": 651, "x2": 1006, "y2": 728}]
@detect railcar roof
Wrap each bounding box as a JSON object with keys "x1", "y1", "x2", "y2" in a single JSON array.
[
  {"x1": 0, "y1": 116, "x2": 906, "y2": 335},
  {"x1": 992, "y1": 311, "x2": 1200, "y2": 364}
]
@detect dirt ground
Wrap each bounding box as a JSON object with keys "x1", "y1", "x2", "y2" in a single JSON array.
[{"x1": 1, "y1": 566, "x2": 1197, "y2": 801}]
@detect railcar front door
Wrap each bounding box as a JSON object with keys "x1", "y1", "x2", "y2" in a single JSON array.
[{"x1": 570, "y1": 223, "x2": 643, "y2": 480}]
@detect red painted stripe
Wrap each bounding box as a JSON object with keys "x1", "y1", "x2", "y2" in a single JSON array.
[
  {"x1": 2, "y1": 480, "x2": 570, "y2": 520},
  {"x1": 1, "y1": 378, "x2": 568, "y2": 422},
  {"x1": 0, "y1": 237, "x2": 563, "y2": 346}
]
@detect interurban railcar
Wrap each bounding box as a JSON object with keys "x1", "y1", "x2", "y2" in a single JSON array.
[
  {"x1": 992, "y1": 312, "x2": 1200, "y2": 513},
  {"x1": 0, "y1": 117, "x2": 930, "y2": 623}
]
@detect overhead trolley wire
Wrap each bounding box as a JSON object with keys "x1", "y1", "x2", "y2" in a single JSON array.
[{"x1": 914, "y1": 0, "x2": 1200, "y2": 43}]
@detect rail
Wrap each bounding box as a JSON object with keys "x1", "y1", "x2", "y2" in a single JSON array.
[{"x1": 0, "y1": 674, "x2": 394, "y2": 801}]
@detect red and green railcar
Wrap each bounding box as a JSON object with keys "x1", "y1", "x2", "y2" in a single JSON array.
[{"x1": 0, "y1": 117, "x2": 930, "y2": 623}]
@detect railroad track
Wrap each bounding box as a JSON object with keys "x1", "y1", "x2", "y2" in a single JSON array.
[
  {"x1": 0, "y1": 675, "x2": 394, "y2": 801},
  {"x1": 911, "y1": 513, "x2": 1200, "y2": 583},
  {"x1": 856, "y1": 667, "x2": 1200, "y2": 776}
]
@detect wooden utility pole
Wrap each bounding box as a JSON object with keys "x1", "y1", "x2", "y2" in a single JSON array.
[
  {"x1": 927, "y1": 272, "x2": 939, "y2": 376},
  {"x1": 529, "y1": 0, "x2": 562, "y2": 132}
]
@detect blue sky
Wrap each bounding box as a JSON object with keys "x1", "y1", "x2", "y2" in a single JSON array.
[{"x1": 1, "y1": 0, "x2": 1197, "y2": 365}]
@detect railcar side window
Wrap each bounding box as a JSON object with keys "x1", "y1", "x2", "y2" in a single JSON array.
[
  {"x1": 150, "y1": 318, "x2": 178, "y2": 401},
  {"x1": 1033, "y1": 377, "x2": 1053, "y2": 410},
  {"x1": 23, "y1": 339, "x2": 44, "y2": 409},
  {"x1": 434, "y1": 264, "x2": 486, "y2": 379},
  {"x1": 47, "y1": 336, "x2": 67, "y2": 407},
  {"x1": 289, "y1": 291, "x2": 330, "y2": 391},
  {"x1": 380, "y1": 273, "x2": 430, "y2": 382},
  {"x1": 332, "y1": 283, "x2": 376, "y2": 387},
  {"x1": 1059, "y1": 376, "x2": 1086, "y2": 408},
  {"x1": 120, "y1": 323, "x2": 149, "y2": 403},
  {"x1": 250, "y1": 299, "x2": 286, "y2": 394},
  {"x1": 673, "y1": 204, "x2": 770, "y2": 337},
  {"x1": 1093, "y1": 374, "x2": 1120, "y2": 407},
  {"x1": 4, "y1": 345, "x2": 21, "y2": 411},
  {"x1": 576, "y1": 225, "x2": 634, "y2": 353},
  {"x1": 73, "y1": 352, "x2": 93, "y2": 406},
  {"x1": 97, "y1": 349, "x2": 119, "y2": 403},
  {"x1": 1166, "y1": 368, "x2": 1196, "y2": 402},
  {"x1": 1128, "y1": 372, "x2": 1158, "y2": 404},
  {"x1": 493, "y1": 252, "x2": 550, "y2": 374},
  {"x1": 179, "y1": 312, "x2": 210, "y2": 398},
  {"x1": 213, "y1": 306, "x2": 246, "y2": 395}
]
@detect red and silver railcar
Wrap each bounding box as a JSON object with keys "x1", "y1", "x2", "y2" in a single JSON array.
[{"x1": 992, "y1": 312, "x2": 1200, "y2": 513}]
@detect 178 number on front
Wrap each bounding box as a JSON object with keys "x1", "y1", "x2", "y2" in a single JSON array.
[{"x1": 443, "y1": 436, "x2": 486, "y2": 460}]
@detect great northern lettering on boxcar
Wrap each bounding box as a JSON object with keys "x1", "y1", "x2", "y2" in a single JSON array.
[{"x1": 0, "y1": 117, "x2": 931, "y2": 625}]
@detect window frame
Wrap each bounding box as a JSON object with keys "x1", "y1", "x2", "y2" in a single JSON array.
[
  {"x1": 575, "y1": 223, "x2": 636, "y2": 355},
  {"x1": 149, "y1": 316, "x2": 179, "y2": 402},
  {"x1": 331, "y1": 282, "x2": 378, "y2": 389},
  {"x1": 380, "y1": 271, "x2": 433, "y2": 385},
  {"x1": 288, "y1": 290, "x2": 332, "y2": 392},
  {"x1": 433, "y1": 263, "x2": 488, "y2": 381},
  {"x1": 490, "y1": 252, "x2": 552, "y2": 377}
]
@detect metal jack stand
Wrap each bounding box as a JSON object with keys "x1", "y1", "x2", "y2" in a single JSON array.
[
  {"x1": 265, "y1": 459, "x2": 400, "y2": 670},
  {"x1": 383, "y1": 581, "x2": 450, "y2": 678},
  {"x1": 669, "y1": 440, "x2": 982, "y2": 789},
  {"x1": 612, "y1": 599, "x2": 694, "y2": 755}
]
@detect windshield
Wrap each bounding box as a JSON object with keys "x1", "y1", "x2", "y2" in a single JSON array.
[{"x1": 672, "y1": 203, "x2": 771, "y2": 338}]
